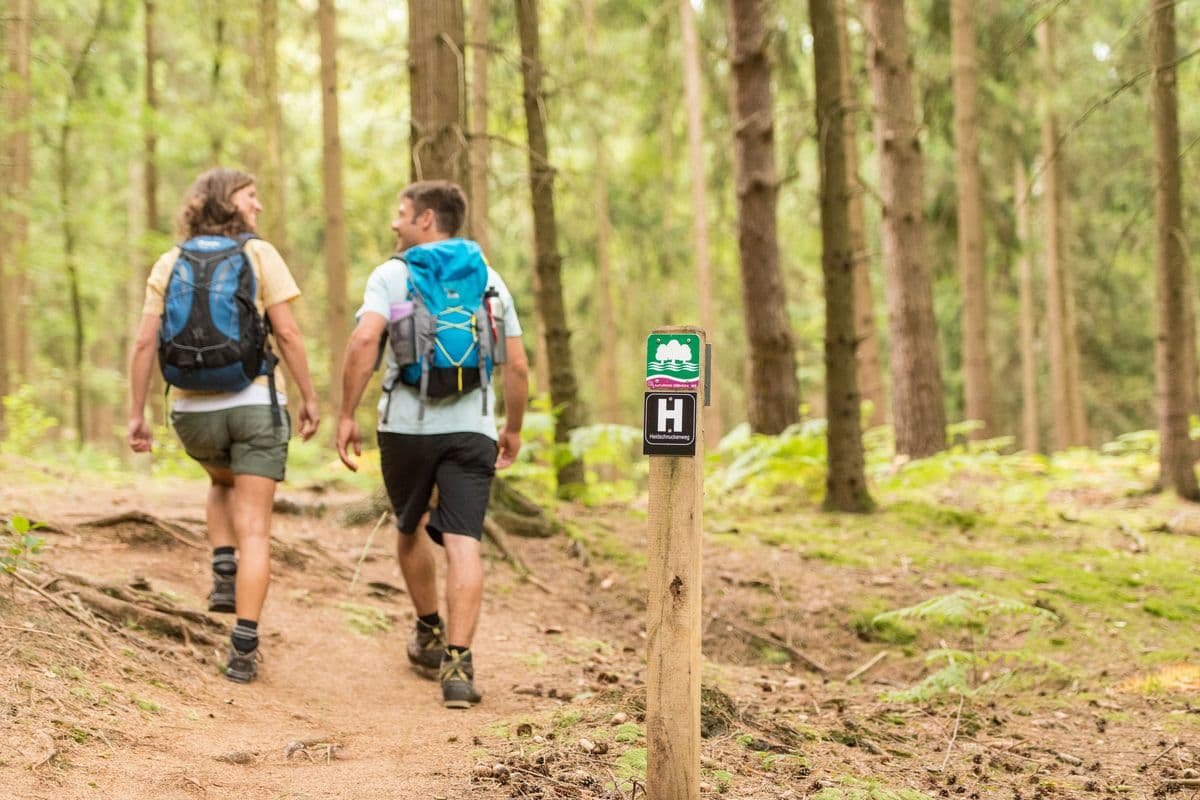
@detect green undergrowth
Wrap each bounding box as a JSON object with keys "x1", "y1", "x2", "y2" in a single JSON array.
[{"x1": 810, "y1": 777, "x2": 936, "y2": 800}]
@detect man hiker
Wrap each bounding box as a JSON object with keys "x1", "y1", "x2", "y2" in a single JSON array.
[
  {"x1": 128, "y1": 167, "x2": 321, "y2": 684},
  {"x1": 336, "y1": 180, "x2": 529, "y2": 708}
]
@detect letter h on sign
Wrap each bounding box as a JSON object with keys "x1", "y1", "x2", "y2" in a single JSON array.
[{"x1": 643, "y1": 392, "x2": 697, "y2": 455}]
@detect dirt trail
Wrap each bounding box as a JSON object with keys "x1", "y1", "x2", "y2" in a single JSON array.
[{"x1": 2, "y1": 471, "x2": 601, "y2": 800}]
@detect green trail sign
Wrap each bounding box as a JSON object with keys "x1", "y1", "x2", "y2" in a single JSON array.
[{"x1": 646, "y1": 333, "x2": 701, "y2": 390}]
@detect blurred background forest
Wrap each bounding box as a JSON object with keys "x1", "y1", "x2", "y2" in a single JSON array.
[{"x1": 1, "y1": 0, "x2": 1198, "y2": 487}]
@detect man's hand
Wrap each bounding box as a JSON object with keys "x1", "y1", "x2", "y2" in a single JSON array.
[
  {"x1": 127, "y1": 416, "x2": 153, "y2": 453},
  {"x1": 337, "y1": 415, "x2": 362, "y2": 471},
  {"x1": 297, "y1": 396, "x2": 320, "y2": 441},
  {"x1": 495, "y1": 428, "x2": 521, "y2": 469}
]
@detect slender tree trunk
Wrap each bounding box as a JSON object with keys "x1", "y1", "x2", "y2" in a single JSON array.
[
  {"x1": 680, "y1": 0, "x2": 719, "y2": 441},
  {"x1": 811, "y1": 0, "x2": 872, "y2": 512},
  {"x1": 836, "y1": 0, "x2": 885, "y2": 429},
  {"x1": 1014, "y1": 159, "x2": 1039, "y2": 453},
  {"x1": 318, "y1": 0, "x2": 350, "y2": 415},
  {"x1": 728, "y1": 0, "x2": 800, "y2": 435},
  {"x1": 1038, "y1": 20, "x2": 1085, "y2": 450},
  {"x1": 864, "y1": 0, "x2": 946, "y2": 458},
  {"x1": 260, "y1": 0, "x2": 288, "y2": 255},
  {"x1": 950, "y1": 0, "x2": 992, "y2": 437},
  {"x1": 515, "y1": 0, "x2": 586, "y2": 495},
  {"x1": 208, "y1": 4, "x2": 227, "y2": 163},
  {"x1": 1149, "y1": 0, "x2": 1199, "y2": 499},
  {"x1": 6, "y1": 0, "x2": 33, "y2": 385},
  {"x1": 409, "y1": 0, "x2": 468, "y2": 184},
  {"x1": 59, "y1": 1, "x2": 108, "y2": 446},
  {"x1": 143, "y1": 0, "x2": 159, "y2": 235},
  {"x1": 468, "y1": 0, "x2": 490, "y2": 248},
  {"x1": 582, "y1": 0, "x2": 618, "y2": 425}
]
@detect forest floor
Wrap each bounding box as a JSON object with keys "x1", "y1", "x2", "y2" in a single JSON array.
[{"x1": 1, "y1": 449, "x2": 1200, "y2": 800}]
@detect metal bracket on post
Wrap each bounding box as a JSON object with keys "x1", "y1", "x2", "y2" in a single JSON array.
[{"x1": 643, "y1": 325, "x2": 706, "y2": 800}]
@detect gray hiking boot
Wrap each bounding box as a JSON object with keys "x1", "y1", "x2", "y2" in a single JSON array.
[
  {"x1": 225, "y1": 646, "x2": 259, "y2": 684},
  {"x1": 407, "y1": 619, "x2": 445, "y2": 679},
  {"x1": 208, "y1": 575, "x2": 236, "y2": 614},
  {"x1": 440, "y1": 648, "x2": 482, "y2": 709}
]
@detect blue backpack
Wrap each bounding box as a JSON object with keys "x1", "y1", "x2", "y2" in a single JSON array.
[
  {"x1": 383, "y1": 239, "x2": 506, "y2": 419},
  {"x1": 158, "y1": 234, "x2": 280, "y2": 420}
]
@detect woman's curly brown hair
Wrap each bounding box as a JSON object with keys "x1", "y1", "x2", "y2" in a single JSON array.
[{"x1": 176, "y1": 167, "x2": 256, "y2": 239}]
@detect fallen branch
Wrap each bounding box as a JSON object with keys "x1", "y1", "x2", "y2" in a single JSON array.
[
  {"x1": 483, "y1": 517, "x2": 552, "y2": 594},
  {"x1": 845, "y1": 650, "x2": 889, "y2": 683},
  {"x1": 712, "y1": 615, "x2": 829, "y2": 674},
  {"x1": 79, "y1": 511, "x2": 203, "y2": 549},
  {"x1": 939, "y1": 694, "x2": 965, "y2": 771}
]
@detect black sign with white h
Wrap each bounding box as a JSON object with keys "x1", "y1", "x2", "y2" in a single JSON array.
[{"x1": 643, "y1": 392, "x2": 697, "y2": 456}]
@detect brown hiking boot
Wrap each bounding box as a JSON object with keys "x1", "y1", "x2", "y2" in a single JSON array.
[
  {"x1": 407, "y1": 619, "x2": 445, "y2": 679},
  {"x1": 440, "y1": 648, "x2": 482, "y2": 709}
]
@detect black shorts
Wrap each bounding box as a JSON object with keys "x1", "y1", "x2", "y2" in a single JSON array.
[{"x1": 378, "y1": 431, "x2": 498, "y2": 545}]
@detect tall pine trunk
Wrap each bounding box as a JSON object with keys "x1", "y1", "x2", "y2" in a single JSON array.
[
  {"x1": 409, "y1": 0, "x2": 467, "y2": 184},
  {"x1": 836, "y1": 1, "x2": 885, "y2": 429},
  {"x1": 468, "y1": 0, "x2": 490, "y2": 249},
  {"x1": 810, "y1": 0, "x2": 872, "y2": 512},
  {"x1": 515, "y1": 0, "x2": 586, "y2": 495},
  {"x1": 950, "y1": 0, "x2": 992, "y2": 437},
  {"x1": 1014, "y1": 159, "x2": 1039, "y2": 453},
  {"x1": 5, "y1": 0, "x2": 33, "y2": 385},
  {"x1": 1038, "y1": 20, "x2": 1086, "y2": 450},
  {"x1": 318, "y1": 0, "x2": 349, "y2": 415},
  {"x1": 680, "y1": 0, "x2": 719, "y2": 441},
  {"x1": 728, "y1": 0, "x2": 800, "y2": 435},
  {"x1": 864, "y1": 0, "x2": 946, "y2": 458},
  {"x1": 260, "y1": 0, "x2": 289, "y2": 255},
  {"x1": 143, "y1": 0, "x2": 159, "y2": 234},
  {"x1": 1148, "y1": 0, "x2": 1199, "y2": 499}
]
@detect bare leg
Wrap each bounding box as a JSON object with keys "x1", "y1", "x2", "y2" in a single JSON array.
[
  {"x1": 200, "y1": 465, "x2": 236, "y2": 549},
  {"x1": 397, "y1": 512, "x2": 439, "y2": 618},
  {"x1": 442, "y1": 533, "x2": 483, "y2": 648},
  {"x1": 231, "y1": 473, "x2": 277, "y2": 621}
]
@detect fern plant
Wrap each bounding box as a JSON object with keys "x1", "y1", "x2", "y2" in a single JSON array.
[{"x1": 873, "y1": 591, "x2": 1065, "y2": 702}]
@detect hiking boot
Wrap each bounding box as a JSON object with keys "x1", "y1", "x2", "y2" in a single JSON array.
[
  {"x1": 225, "y1": 646, "x2": 259, "y2": 684},
  {"x1": 208, "y1": 575, "x2": 236, "y2": 614},
  {"x1": 440, "y1": 649, "x2": 482, "y2": 709},
  {"x1": 407, "y1": 619, "x2": 445, "y2": 679}
]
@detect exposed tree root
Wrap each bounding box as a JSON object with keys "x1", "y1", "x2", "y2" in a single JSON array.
[
  {"x1": 78, "y1": 511, "x2": 204, "y2": 549},
  {"x1": 710, "y1": 614, "x2": 830, "y2": 674}
]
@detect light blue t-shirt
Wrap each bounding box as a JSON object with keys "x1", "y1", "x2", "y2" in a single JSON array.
[{"x1": 356, "y1": 249, "x2": 523, "y2": 440}]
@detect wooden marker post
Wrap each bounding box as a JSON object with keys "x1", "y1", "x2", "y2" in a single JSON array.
[{"x1": 643, "y1": 325, "x2": 707, "y2": 800}]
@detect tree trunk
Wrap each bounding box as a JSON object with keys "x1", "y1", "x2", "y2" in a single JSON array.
[
  {"x1": 1038, "y1": 20, "x2": 1085, "y2": 450},
  {"x1": 143, "y1": 0, "x2": 160, "y2": 235},
  {"x1": 6, "y1": 0, "x2": 33, "y2": 385},
  {"x1": 515, "y1": 0, "x2": 586, "y2": 495},
  {"x1": 864, "y1": 0, "x2": 946, "y2": 458},
  {"x1": 728, "y1": 0, "x2": 801, "y2": 435},
  {"x1": 409, "y1": 0, "x2": 467, "y2": 184},
  {"x1": 836, "y1": 0, "x2": 885, "y2": 429},
  {"x1": 1148, "y1": 0, "x2": 1199, "y2": 499},
  {"x1": 260, "y1": 0, "x2": 289, "y2": 256},
  {"x1": 1014, "y1": 159, "x2": 1039, "y2": 453},
  {"x1": 680, "y1": 0, "x2": 719, "y2": 442},
  {"x1": 583, "y1": 0, "x2": 619, "y2": 425},
  {"x1": 208, "y1": 4, "x2": 227, "y2": 163},
  {"x1": 950, "y1": 0, "x2": 992, "y2": 438},
  {"x1": 468, "y1": 0, "x2": 490, "y2": 248},
  {"x1": 318, "y1": 0, "x2": 350, "y2": 416},
  {"x1": 810, "y1": 0, "x2": 872, "y2": 512}
]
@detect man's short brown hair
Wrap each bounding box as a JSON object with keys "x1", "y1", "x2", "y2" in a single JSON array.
[{"x1": 402, "y1": 180, "x2": 467, "y2": 236}]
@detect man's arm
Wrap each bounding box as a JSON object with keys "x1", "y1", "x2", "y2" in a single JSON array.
[
  {"x1": 496, "y1": 336, "x2": 529, "y2": 469},
  {"x1": 337, "y1": 312, "x2": 387, "y2": 471},
  {"x1": 267, "y1": 301, "x2": 320, "y2": 440},
  {"x1": 127, "y1": 314, "x2": 161, "y2": 452}
]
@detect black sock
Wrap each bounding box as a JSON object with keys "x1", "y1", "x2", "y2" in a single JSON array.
[
  {"x1": 418, "y1": 612, "x2": 442, "y2": 629},
  {"x1": 212, "y1": 547, "x2": 237, "y2": 578},
  {"x1": 446, "y1": 644, "x2": 469, "y2": 658},
  {"x1": 231, "y1": 619, "x2": 258, "y2": 654}
]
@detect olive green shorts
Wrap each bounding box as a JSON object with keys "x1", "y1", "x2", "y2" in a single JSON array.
[{"x1": 171, "y1": 406, "x2": 291, "y2": 481}]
